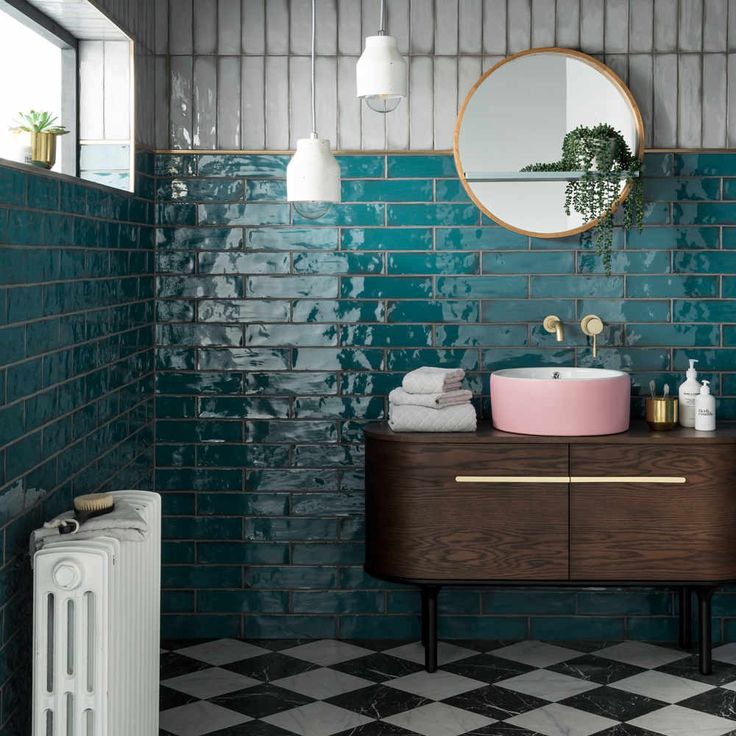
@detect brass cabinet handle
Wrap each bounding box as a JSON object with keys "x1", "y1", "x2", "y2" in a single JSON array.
[
  {"x1": 455, "y1": 475, "x2": 687, "y2": 485},
  {"x1": 455, "y1": 476, "x2": 570, "y2": 484},
  {"x1": 571, "y1": 476, "x2": 687, "y2": 484}
]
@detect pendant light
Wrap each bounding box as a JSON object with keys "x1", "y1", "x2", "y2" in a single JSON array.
[
  {"x1": 287, "y1": 0, "x2": 341, "y2": 219},
  {"x1": 356, "y1": 0, "x2": 407, "y2": 113}
]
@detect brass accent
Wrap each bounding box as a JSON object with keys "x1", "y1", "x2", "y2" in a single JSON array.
[
  {"x1": 543, "y1": 314, "x2": 565, "y2": 342},
  {"x1": 580, "y1": 314, "x2": 605, "y2": 358},
  {"x1": 646, "y1": 396, "x2": 679, "y2": 431},
  {"x1": 571, "y1": 476, "x2": 687, "y2": 484},
  {"x1": 455, "y1": 476, "x2": 570, "y2": 484},
  {"x1": 456, "y1": 475, "x2": 687, "y2": 484},
  {"x1": 30, "y1": 132, "x2": 57, "y2": 169},
  {"x1": 453, "y1": 47, "x2": 645, "y2": 240}
]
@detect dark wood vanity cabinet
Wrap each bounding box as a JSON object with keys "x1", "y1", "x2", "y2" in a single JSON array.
[{"x1": 364, "y1": 422, "x2": 736, "y2": 674}]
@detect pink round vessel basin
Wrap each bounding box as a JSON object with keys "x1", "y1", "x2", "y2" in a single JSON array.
[{"x1": 491, "y1": 367, "x2": 631, "y2": 436}]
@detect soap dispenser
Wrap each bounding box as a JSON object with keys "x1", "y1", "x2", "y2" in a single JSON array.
[
  {"x1": 678, "y1": 359, "x2": 700, "y2": 427},
  {"x1": 695, "y1": 380, "x2": 716, "y2": 432}
]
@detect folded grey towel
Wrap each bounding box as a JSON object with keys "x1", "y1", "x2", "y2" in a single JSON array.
[
  {"x1": 389, "y1": 387, "x2": 473, "y2": 409},
  {"x1": 389, "y1": 402, "x2": 477, "y2": 432},
  {"x1": 402, "y1": 367, "x2": 466, "y2": 394}
]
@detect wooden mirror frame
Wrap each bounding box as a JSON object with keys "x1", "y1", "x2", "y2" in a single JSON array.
[{"x1": 453, "y1": 47, "x2": 645, "y2": 240}]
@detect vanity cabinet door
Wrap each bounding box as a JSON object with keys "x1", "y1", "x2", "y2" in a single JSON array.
[
  {"x1": 365, "y1": 441, "x2": 569, "y2": 581},
  {"x1": 570, "y1": 444, "x2": 736, "y2": 581}
]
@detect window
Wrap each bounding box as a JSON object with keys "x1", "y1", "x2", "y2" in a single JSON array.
[
  {"x1": 0, "y1": 3, "x2": 74, "y2": 175},
  {"x1": 0, "y1": 0, "x2": 134, "y2": 192}
]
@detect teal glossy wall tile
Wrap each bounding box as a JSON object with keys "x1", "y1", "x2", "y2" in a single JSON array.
[
  {"x1": 150, "y1": 151, "x2": 736, "y2": 644},
  {"x1": 341, "y1": 227, "x2": 432, "y2": 250}
]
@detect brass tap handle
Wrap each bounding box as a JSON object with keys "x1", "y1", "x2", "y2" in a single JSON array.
[
  {"x1": 580, "y1": 314, "x2": 604, "y2": 358},
  {"x1": 543, "y1": 315, "x2": 564, "y2": 342}
]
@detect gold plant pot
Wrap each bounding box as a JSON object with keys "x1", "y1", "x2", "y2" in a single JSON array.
[
  {"x1": 646, "y1": 397, "x2": 679, "y2": 431},
  {"x1": 30, "y1": 132, "x2": 57, "y2": 169}
]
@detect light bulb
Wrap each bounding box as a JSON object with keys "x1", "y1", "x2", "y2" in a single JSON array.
[
  {"x1": 292, "y1": 201, "x2": 334, "y2": 220},
  {"x1": 365, "y1": 94, "x2": 403, "y2": 114}
]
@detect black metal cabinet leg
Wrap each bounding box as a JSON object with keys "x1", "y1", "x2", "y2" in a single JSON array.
[
  {"x1": 423, "y1": 586, "x2": 440, "y2": 673},
  {"x1": 697, "y1": 587, "x2": 716, "y2": 675},
  {"x1": 679, "y1": 587, "x2": 692, "y2": 650},
  {"x1": 421, "y1": 589, "x2": 428, "y2": 648}
]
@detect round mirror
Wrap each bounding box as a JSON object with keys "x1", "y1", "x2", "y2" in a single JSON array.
[{"x1": 454, "y1": 48, "x2": 644, "y2": 239}]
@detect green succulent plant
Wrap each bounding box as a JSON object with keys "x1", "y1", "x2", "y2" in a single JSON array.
[
  {"x1": 10, "y1": 110, "x2": 69, "y2": 135},
  {"x1": 522, "y1": 124, "x2": 643, "y2": 275}
]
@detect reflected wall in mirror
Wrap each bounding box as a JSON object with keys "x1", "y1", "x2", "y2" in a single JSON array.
[{"x1": 454, "y1": 48, "x2": 644, "y2": 269}]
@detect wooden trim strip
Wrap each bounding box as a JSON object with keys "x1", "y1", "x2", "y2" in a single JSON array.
[
  {"x1": 455, "y1": 476, "x2": 571, "y2": 484},
  {"x1": 571, "y1": 476, "x2": 687, "y2": 484}
]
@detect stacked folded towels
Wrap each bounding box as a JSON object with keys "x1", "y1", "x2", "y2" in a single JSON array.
[{"x1": 388, "y1": 367, "x2": 477, "y2": 432}]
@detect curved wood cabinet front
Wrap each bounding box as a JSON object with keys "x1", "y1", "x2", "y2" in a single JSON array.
[{"x1": 365, "y1": 439, "x2": 569, "y2": 581}]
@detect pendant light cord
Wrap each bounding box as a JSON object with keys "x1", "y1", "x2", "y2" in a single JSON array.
[
  {"x1": 379, "y1": 0, "x2": 386, "y2": 34},
  {"x1": 311, "y1": 0, "x2": 317, "y2": 136}
]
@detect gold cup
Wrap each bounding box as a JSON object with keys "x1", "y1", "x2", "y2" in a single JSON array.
[{"x1": 645, "y1": 397, "x2": 678, "y2": 430}]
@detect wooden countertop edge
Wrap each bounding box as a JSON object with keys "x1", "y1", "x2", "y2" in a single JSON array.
[{"x1": 364, "y1": 419, "x2": 736, "y2": 443}]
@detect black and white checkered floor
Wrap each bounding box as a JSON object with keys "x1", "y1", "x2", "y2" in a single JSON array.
[{"x1": 159, "y1": 638, "x2": 736, "y2": 736}]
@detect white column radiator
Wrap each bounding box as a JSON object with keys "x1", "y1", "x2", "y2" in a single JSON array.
[{"x1": 32, "y1": 491, "x2": 161, "y2": 736}]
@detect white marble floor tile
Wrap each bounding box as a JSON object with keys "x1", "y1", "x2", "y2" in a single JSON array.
[
  {"x1": 383, "y1": 641, "x2": 477, "y2": 667},
  {"x1": 162, "y1": 667, "x2": 259, "y2": 699},
  {"x1": 386, "y1": 669, "x2": 486, "y2": 700},
  {"x1": 496, "y1": 668, "x2": 600, "y2": 702},
  {"x1": 492, "y1": 641, "x2": 583, "y2": 668},
  {"x1": 175, "y1": 639, "x2": 269, "y2": 666},
  {"x1": 593, "y1": 641, "x2": 689, "y2": 669},
  {"x1": 159, "y1": 701, "x2": 252, "y2": 736},
  {"x1": 383, "y1": 701, "x2": 496, "y2": 736},
  {"x1": 272, "y1": 667, "x2": 373, "y2": 699},
  {"x1": 281, "y1": 639, "x2": 374, "y2": 666},
  {"x1": 713, "y1": 643, "x2": 736, "y2": 665},
  {"x1": 610, "y1": 670, "x2": 714, "y2": 703},
  {"x1": 506, "y1": 702, "x2": 618, "y2": 736},
  {"x1": 628, "y1": 704, "x2": 736, "y2": 736},
  {"x1": 262, "y1": 701, "x2": 373, "y2": 736}
]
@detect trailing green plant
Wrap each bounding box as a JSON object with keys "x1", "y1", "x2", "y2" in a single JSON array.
[
  {"x1": 522, "y1": 124, "x2": 643, "y2": 274},
  {"x1": 10, "y1": 110, "x2": 69, "y2": 135}
]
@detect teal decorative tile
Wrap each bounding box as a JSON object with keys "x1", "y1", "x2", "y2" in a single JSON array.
[
  {"x1": 341, "y1": 227, "x2": 433, "y2": 250},
  {"x1": 292, "y1": 203, "x2": 384, "y2": 226},
  {"x1": 0, "y1": 166, "x2": 27, "y2": 206},
  {"x1": 483, "y1": 590, "x2": 578, "y2": 615},
  {"x1": 248, "y1": 275, "x2": 338, "y2": 298},
  {"x1": 291, "y1": 347, "x2": 384, "y2": 370},
  {"x1": 198, "y1": 299, "x2": 290, "y2": 322},
  {"x1": 198, "y1": 203, "x2": 290, "y2": 226},
  {"x1": 531, "y1": 616, "x2": 625, "y2": 640},
  {"x1": 674, "y1": 152, "x2": 736, "y2": 175},
  {"x1": 244, "y1": 372, "x2": 338, "y2": 395},
  {"x1": 342, "y1": 179, "x2": 433, "y2": 202},
  {"x1": 577, "y1": 591, "x2": 673, "y2": 615},
  {"x1": 197, "y1": 153, "x2": 289, "y2": 177},
  {"x1": 246, "y1": 226, "x2": 339, "y2": 250},
  {"x1": 293, "y1": 252, "x2": 384, "y2": 274},
  {"x1": 339, "y1": 325, "x2": 432, "y2": 347},
  {"x1": 435, "y1": 325, "x2": 527, "y2": 347},
  {"x1": 387, "y1": 203, "x2": 479, "y2": 226},
  {"x1": 157, "y1": 275, "x2": 243, "y2": 298},
  {"x1": 439, "y1": 616, "x2": 528, "y2": 640},
  {"x1": 246, "y1": 323, "x2": 338, "y2": 347},
  {"x1": 627, "y1": 324, "x2": 720, "y2": 346},
  {"x1": 627, "y1": 275, "x2": 718, "y2": 298},
  {"x1": 578, "y1": 299, "x2": 670, "y2": 323},
  {"x1": 158, "y1": 178, "x2": 245, "y2": 202},
  {"x1": 674, "y1": 251, "x2": 736, "y2": 273},
  {"x1": 481, "y1": 299, "x2": 575, "y2": 323},
  {"x1": 642, "y1": 152, "x2": 674, "y2": 177},
  {"x1": 673, "y1": 202, "x2": 736, "y2": 225},
  {"x1": 435, "y1": 179, "x2": 472, "y2": 203},
  {"x1": 246, "y1": 179, "x2": 287, "y2": 201},
  {"x1": 292, "y1": 299, "x2": 384, "y2": 322},
  {"x1": 578, "y1": 251, "x2": 670, "y2": 274},
  {"x1": 387, "y1": 154, "x2": 457, "y2": 178},
  {"x1": 198, "y1": 252, "x2": 290, "y2": 274},
  {"x1": 341, "y1": 276, "x2": 432, "y2": 298},
  {"x1": 436, "y1": 226, "x2": 528, "y2": 250},
  {"x1": 388, "y1": 252, "x2": 478, "y2": 274},
  {"x1": 531, "y1": 276, "x2": 624, "y2": 298},
  {"x1": 644, "y1": 177, "x2": 720, "y2": 201},
  {"x1": 482, "y1": 348, "x2": 575, "y2": 370},
  {"x1": 387, "y1": 300, "x2": 480, "y2": 323},
  {"x1": 336, "y1": 155, "x2": 386, "y2": 178},
  {"x1": 198, "y1": 590, "x2": 289, "y2": 613},
  {"x1": 386, "y1": 348, "x2": 480, "y2": 371},
  {"x1": 673, "y1": 300, "x2": 736, "y2": 322},
  {"x1": 436, "y1": 276, "x2": 528, "y2": 298},
  {"x1": 483, "y1": 251, "x2": 575, "y2": 274}
]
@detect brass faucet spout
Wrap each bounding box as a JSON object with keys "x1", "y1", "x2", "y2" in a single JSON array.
[{"x1": 543, "y1": 315, "x2": 564, "y2": 342}]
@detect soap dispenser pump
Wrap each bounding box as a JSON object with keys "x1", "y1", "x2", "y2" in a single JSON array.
[
  {"x1": 678, "y1": 359, "x2": 700, "y2": 428},
  {"x1": 695, "y1": 380, "x2": 716, "y2": 432}
]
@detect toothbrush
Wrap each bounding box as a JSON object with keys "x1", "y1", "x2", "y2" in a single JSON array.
[
  {"x1": 663, "y1": 384, "x2": 670, "y2": 399},
  {"x1": 649, "y1": 380, "x2": 656, "y2": 399}
]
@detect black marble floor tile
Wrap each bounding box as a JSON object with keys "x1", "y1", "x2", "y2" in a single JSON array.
[
  {"x1": 331, "y1": 652, "x2": 425, "y2": 683},
  {"x1": 333, "y1": 722, "x2": 416, "y2": 736},
  {"x1": 210, "y1": 684, "x2": 314, "y2": 718},
  {"x1": 443, "y1": 654, "x2": 535, "y2": 684},
  {"x1": 595, "y1": 726, "x2": 663, "y2": 736},
  {"x1": 160, "y1": 651, "x2": 212, "y2": 679},
  {"x1": 443, "y1": 683, "x2": 547, "y2": 721},
  {"x1": 548, "y1": 654, "x2": 647, "y2": 685},
  {"x1": 326, "y1": 683, "x2": 430, "y2": 718},
  {"x1": 679, "y1": 686, "x2": 736, "y2": 719},
  {"x1": 224, "y1": 652, "x2": 318, "y2": 682},
  {"x1": 343, "y1": 639, "x2": 413, "y2": 652},
  {"x1": 560, "y1": 685, "x2": 666, "y2": 721},
  {"x1": 464, "y1": 723, "x2": 541, "y2": 735},
  {"x1": 159, "y1": 684, "x2": 198, "y2": 711},
  {"x1": 208, "y1": 722, "x2": 293, "y2": 736}
]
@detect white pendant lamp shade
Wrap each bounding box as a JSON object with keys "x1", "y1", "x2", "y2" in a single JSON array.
[
  {"x1": 287, "y1": 134, "x2": 341, "y2": 219},
  {"x1": 357, "y1": 34, "x2": 407, "y2": 113}
]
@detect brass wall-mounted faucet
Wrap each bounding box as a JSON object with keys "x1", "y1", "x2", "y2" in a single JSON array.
[
  {"x1": 581, "y1": 314, "x2": 604, "y2": 358},
  {"x1": 543, "y1": 315, "x2": 565, "y2": 342}
]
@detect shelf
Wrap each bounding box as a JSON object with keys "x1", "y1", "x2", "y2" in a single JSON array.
[{"x1": 464, "y1": 171, "x2": 640, "y2": 182}]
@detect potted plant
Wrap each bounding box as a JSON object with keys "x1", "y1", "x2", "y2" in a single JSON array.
[
  {"x1": 10, "y1": 110, "x2": 69, "y2": 170},
  {"x1": 522, "y1": 124, "x2": 643, "y2": 274}
]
